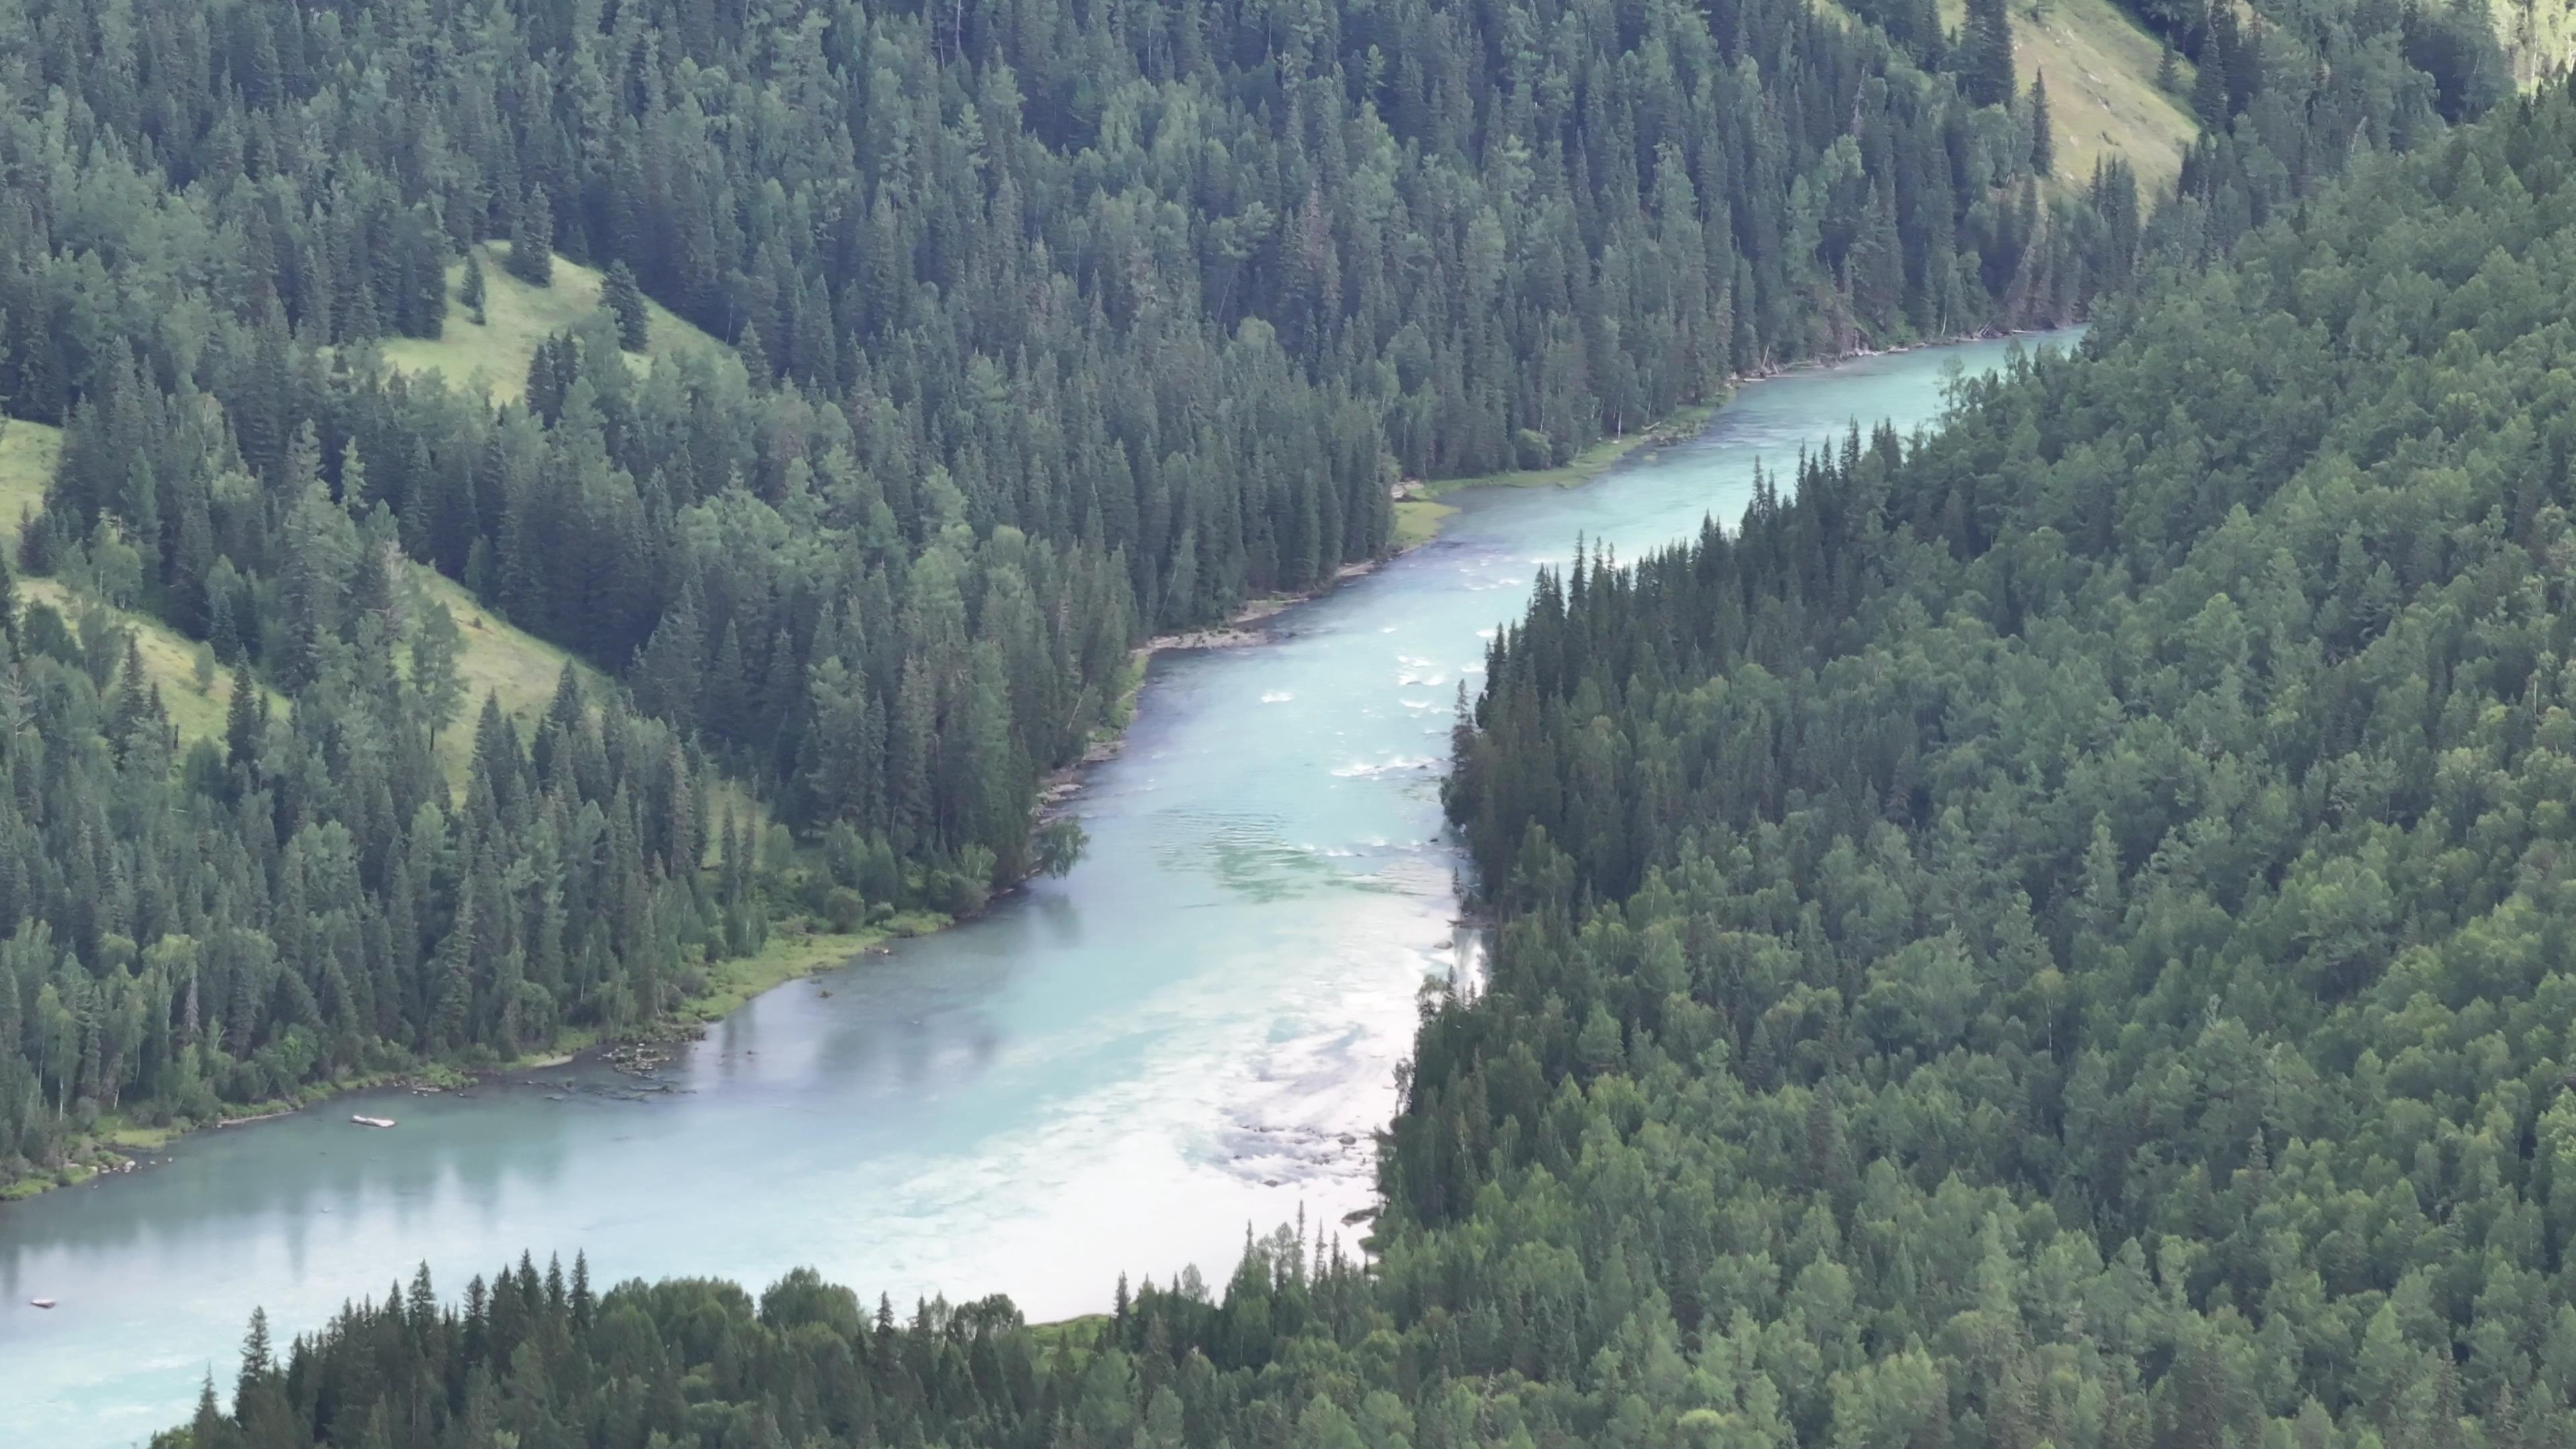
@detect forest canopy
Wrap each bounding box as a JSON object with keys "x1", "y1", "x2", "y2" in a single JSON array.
[
  {"x1": 0, "y1": 0, "x2": 2202, "y2": 1187},
  {"x1": 161, "y1": 40, "x2": 2576, "y2": 1449},
  {"x1": 0, "y1": 0, "x2": 2506, "y2": 1189}
]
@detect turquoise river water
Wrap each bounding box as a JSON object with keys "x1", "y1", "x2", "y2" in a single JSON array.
[{"x1": 0, "y1": 330, "x2": 2076, "y2": 1444}]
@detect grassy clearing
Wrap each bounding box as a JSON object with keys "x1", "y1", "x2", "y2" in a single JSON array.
[
  {"x1": 19, "y1": 576, "x2": 251, "y2": 742},
  {"x1": 1937, "y1": 0, "x2": 2200, "y2": 195},
  {"x1": 0, "y1": 416, "x2": 60, "y2": 536},
  {"x1": 1028, "y1": 1314, "x2": 1113, "y2": 1362},
  {"x1": 408, "y1": 566, "x2": 616, "y2": 783},
  {"x1": 376, "y1": 242, "x2": 733, "y2": 401},
  {"x1": 0, "y1": 427, "x2": 272, "y2": 745},
  {"x1": 1391, "y1": 498, "x2": 1458, "y2": 551},
  {"x1": 0, "y1": 419, "x2": 632, "y2": 782}
]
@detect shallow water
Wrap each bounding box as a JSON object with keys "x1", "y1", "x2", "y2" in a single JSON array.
[{"x1": 0, "y1": 330, "x2": 2077, "y2": 1444}]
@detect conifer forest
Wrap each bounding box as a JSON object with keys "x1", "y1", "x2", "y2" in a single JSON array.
[{"x1": 0, "y1": 0, "x2": 2569, "y2": 1442}]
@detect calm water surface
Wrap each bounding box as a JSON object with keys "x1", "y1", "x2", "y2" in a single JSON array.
[{"x1": 0, "y1": 330, "x2": 2076, "y2": 1444}]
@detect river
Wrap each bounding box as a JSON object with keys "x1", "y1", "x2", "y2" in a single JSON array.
[{"x1": 0, "y1": 331, "x2": 2076, "y2": 1444}]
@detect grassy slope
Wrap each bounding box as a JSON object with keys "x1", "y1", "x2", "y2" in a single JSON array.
[
  {"x1": 409, "y1": 566, "x2": 614, "y2": 783},
  {"x1": 376, "y1": 241, "x2": 731, "y2": 401},
  {"x1": 373, "y1": 248, "x2": 744, "y2": 787},
  {"x1": 378, "y1": 270, "x2": 765, "y2": 830},
  {"x1": 1949, "y1": 0, "x2": 2200, "y2": 197},
  {"x1": 0, "y1": 421, "x2": 269, "y2": 743},
  {"x1": 1, "y1": 262, "x2": 910, "y2": 1200},
  {"x1": 0, "y1": 416, "x2": 55, "y2": 535},
  {"x1": 0, "y1": 419, "x2": 609, "y2": 775}
]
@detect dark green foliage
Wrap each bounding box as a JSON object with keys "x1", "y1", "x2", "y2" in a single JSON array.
[
  {"x1": 0, "y1": 611, "x2": 745, "y2": 1175},
  {"x1": 2154, "y1": 0, "x2": 2507, "y2": 268},
  {"x1": 168, "y1": 62, "x2": 2576, "y2": 1449},
  {"x1": 1961, "y1": 0, "x2": 2019, "y2": 107},
  {"x1": 603, "y1": 262, "x2": 649, "y2": 352},
  {"x1": 0, "y1": 0, "x2": 2226, "y2": 1183},
  {"x1": 507, "y1": 191, "x2": 554, "y2": 288},
  {"x1": 0, "y1": 0, "x2": 2475, "y2": 975},
  {"x1": 2030, "y1": 72, "x2": 2055, "y2": 176},
  {"x1": 1440, "y1": 80, "x2": 2576, "y2": 1445}
]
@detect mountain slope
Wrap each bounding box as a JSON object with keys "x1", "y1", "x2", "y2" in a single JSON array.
[
  {"x1": 2009, "y1": 0, "x2": 2199, "y2": 191},
  {"x1": 374, "y1": 244, "x2": 735, "y2": 401}
]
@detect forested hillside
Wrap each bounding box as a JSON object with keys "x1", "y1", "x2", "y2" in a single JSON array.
[
  {"x1": 0, "y1": 0, "x2": 2185, "y2": 1188},
  {"x1": 162, "y1": 50, "x2": 2576, "y2": 1449},
  {"x1": 1436, "y1": 78, "x2": 2576, "y2": 1445}
]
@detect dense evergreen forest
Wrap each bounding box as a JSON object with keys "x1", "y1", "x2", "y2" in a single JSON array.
[
  {"x1": 0, "y1": 0, "x2": 2240, "y2": 1185},
  {"x1": 158, "y1": 38, "x2": 2576, "y2": 1449},
  {"x1": 0, "y1": 0, "x2": 2520, "y2": 1185}
]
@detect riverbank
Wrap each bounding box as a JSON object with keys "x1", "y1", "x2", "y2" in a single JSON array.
[
  {"x1": 1389, "y1": 326, "x2": 2086, "y2": 549},
  {"x1": 7, "y1": 335, "x2": 2060, "y2": 1449},
  {"x1": 0, "y1": 914, "x2": 950, "y2": 1204},
  {"x1": 5, "y1": 543, "x2": 1407, "y2": 1204},
  {"x1": 1390, "y1": 400, "x2": 1726, "y2": 550},
  {"x1": 1040, "y1": 560, "x2": 1387, "y2": 808}
]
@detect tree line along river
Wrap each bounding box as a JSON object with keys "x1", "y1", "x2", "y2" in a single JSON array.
[{"x1": 0, "y1": 331, "x2": 2077, "y2": 1446}]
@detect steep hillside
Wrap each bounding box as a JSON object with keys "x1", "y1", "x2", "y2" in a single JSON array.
[
  {"x1": 374, "y1": 243, "x2": 735, "y2": 401},
  {"x1": 1442, "y1": 86, "x2": 2576, "y2": 1445},
  {"x1": 0, "y1": 415, "x2": 57, "y2": 539},
  {"x1": 1, "y1": 421, "x2": 259, "y2": 744},
  {"x1": 4, "y1": 419, "x2": 618, "y2": 788},
  {"x1": 402, "y1": 567, "x2": 612, "y2": 778},
  {"x1": 1945, "y1": 0, "x2": 2200, "y2": 193}
]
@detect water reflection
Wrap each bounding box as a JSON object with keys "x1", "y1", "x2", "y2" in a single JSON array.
[{"x1": 1, "y1": 332, "x2": 2076, "y2": 1446}]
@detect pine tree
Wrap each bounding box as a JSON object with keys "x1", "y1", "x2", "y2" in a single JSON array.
[
  {"x1": 462, "y1": 248, "x2": 488, "y2": 325},
  {"x1": 2029, "y1": 73, "x2": 2055, "y2": 177},
  {"x1": 604, "y1": 262, "x2": 650, "y2": 351},
  {"x1": 1960, "y1": 0, "x2": 2016, "y2": 107},
  {"x1": 737, "y1": 319, "x2": 773, "y2": 390},
  {"x1": 510, "y1": 187, "x2": 555, "y2": 287},
  {"x1": 2156, "y1": 38, "x2": 2181, "y2": 94},
  {"x1": 411, "y1": 599, "x2": 466, "y2": 745},
  {"x1": 237, "y1": 1306, "x2": 272, "y2": 1408},
  {"x1": 2192, "y1": 5, "x2": 2234, "y2": 127}
]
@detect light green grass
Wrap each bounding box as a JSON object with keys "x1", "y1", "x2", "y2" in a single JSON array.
[
  {"x1": 1392, "y1": 499, "x2": 1458, "y2": 551},
  {"x1": 2, "y1": 421, "x2": 274, "y2": 745},
  {"x1": 18, "y1": 576, "x2": 250, "y2": 742},
  {"x1": 1028, "y1": 1314, "x2": 1114, "y2": 1362},
  {"x1": 1, "y1": 418, "x2": 618, "y2": 772},
  {"x1": 376, "y1": 243, "x2": 733, "y2": 400},
  {"x1": 680, "y1": 912, "x2": 951, "y2": 1023},
  {"x1": 1389, "y1": 402, "x2": 1722, "y2": 547},
  {"x1": 409, "y1": 566, "x2": 615, "y2": 783},
  {"x1": 0, "y1": 417, "x2": 60, "y2": 537},
  {"x1": 1939, "y1": 0, "x2": 2200, "y2": 196},
  {"x1": 407, "y1": 569, "x2": 774, "y2": 845}
]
